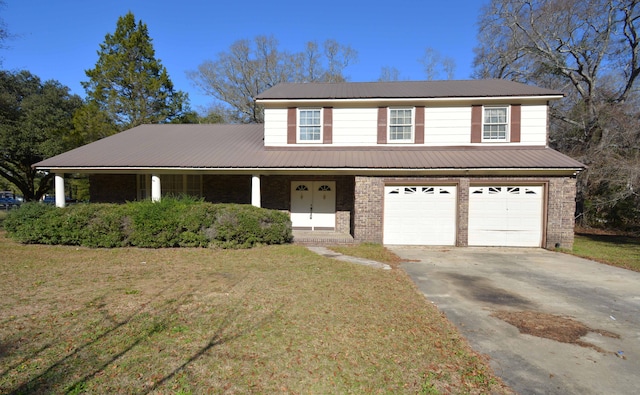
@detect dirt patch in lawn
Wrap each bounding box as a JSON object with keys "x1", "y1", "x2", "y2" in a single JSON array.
[{"x1": 492, "y1": 310, "x2": 619, "y2": 353}]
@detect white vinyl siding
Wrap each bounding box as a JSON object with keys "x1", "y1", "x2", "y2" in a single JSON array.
[
  {"x1": 424, "y1": 107, "x2": 473, "y2": 145},
  {"x1": 263, "y1": 108, "x2": 288, "y2": 146},
  {"x1": 332, "y1": 108, "x2": 378, "y2": 145},
  {"x1": 519, "y1": 105, "x2": 548, "y2": 144},
  {"x1": 263, "y1": 104, "x2": 549, "y2": 147}
]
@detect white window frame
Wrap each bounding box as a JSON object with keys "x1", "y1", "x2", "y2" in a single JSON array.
[
  {"x1": 388, "y1": 107, "x2": 414, "y2": 143},
  {"x1": 482, "y1": 106, "x2": 509, "y2": 142},
  {"x1": 137, "y1": 174, "x2": 203, "y2": 200},
  {"x1": 297, "y1": 108, "x2": 323, "y2": 143}
]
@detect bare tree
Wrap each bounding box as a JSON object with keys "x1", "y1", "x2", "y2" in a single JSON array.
[
  {"x1": 419, "y1": 47, "x2": 457, "y2": 80},
  {"x1": 473, "y1": 0, "x2": 640, "y2": 229},
  {"x1": 378, "y1": 66, "x2": 401, "y2": 81},
  {"x1": 188, "y1": 36, "x2": 357, "y2": 123}
]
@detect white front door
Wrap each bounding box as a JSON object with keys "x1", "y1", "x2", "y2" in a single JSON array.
[{"x1": 290, "y1": 181, "x2": 336, "y2": 230}]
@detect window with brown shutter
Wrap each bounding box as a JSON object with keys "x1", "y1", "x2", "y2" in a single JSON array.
[
  {"x1": 415, "y1": 106, "x2": 425, "y2": 144},
  {"x1": 377, "y1": 107, "x2": 387, "y2": 144},
  {"x1": 323, "y1": 107, "x2": 333, "y2": 144},
  {"x1": 471, "y1": 105, "x2": 482, "y2": 143},
  {"x1": 510, "y1": 104, "x2": 521, "y2": 143},
  {"x1": 287, "y1": 108, "x2": 296, "y2": 144}
]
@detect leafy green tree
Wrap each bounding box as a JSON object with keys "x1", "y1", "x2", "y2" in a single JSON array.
[
  {"x1": 0, "y1": 1, "x2": 8, "y2": 60},
  {"x1": 67, "y1": 101, "x2": 117, "y2": 147},
  {"x1": 0, "y1": 70, "x2": 82, "y2": 201},
  {"x1": 82, "y1": 12, "x2": 190, "y2": 130}
]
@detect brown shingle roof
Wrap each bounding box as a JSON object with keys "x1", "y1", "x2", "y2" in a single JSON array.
[
  {"x1": 255, "y1": 79, "x2": 564, "y2": 100},
  {"x1": 34, "y1": 124, "x2": 584, "y2": 172}
]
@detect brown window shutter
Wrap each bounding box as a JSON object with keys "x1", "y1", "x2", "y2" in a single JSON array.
[
  {"x1": 414, "y1": 106, "x2": 425, "y2": 144},
  {"x1": 287, "y1": 108, "x2": 296, "y2": 144},
  {"x1": 323, "y1": 107, "x2": 333, "y2": 144},
  {"x1": 377, "y1": 107, "x2": 387, "y2": 144},
  {"x1": 510, "y1": 104, "x2": 521, "y2": 142},
  {"x1": 471, "y1": 105, "x2": 482, "y2": 143}
]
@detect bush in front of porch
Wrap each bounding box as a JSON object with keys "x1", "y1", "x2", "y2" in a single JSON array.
[{"x1": 3, "y1": 198, "x2": 292, "y2": 248}]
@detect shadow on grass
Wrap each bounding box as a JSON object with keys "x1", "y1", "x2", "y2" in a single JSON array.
[
  {"x1": 575, "y1": 232, "x2": 640, "y2": 245},
  {"x1": 4, "y1": 280, "x2": 277, "y2": 395},
  {"x1": 5, "y1": 283, "x2": 176, "y2": 395},
  {"x1": 143, "y1": 299, "x2": 281, "y2": 394}
]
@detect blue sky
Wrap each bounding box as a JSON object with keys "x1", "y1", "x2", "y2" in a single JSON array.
[{"x1": 1, "y1": 0, "x2": 486, "y2": 112}]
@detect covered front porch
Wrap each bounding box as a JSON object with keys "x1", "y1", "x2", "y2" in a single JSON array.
[{"x1": 52, "y1": 172, "x2": 357, "y2": 237}]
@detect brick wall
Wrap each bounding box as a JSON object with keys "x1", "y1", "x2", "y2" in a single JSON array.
[
  {"x1": 89, "y1": 174, "x2": 137, "y2": 203},
  {"x1": 353, "y1": 176, "x2": 384, "y2": 242},
  {"x1": 202, "y1": 175, "x2": 251, "y2": 204},
  {"x1": 545, "y1": 177, "x2": 577, "y2": 249},
  {"x1": 353, "y1": 175, "x2": 578, "y2": 249}
]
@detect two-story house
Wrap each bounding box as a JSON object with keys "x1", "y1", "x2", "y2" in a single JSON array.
[{"x1": 35, "y1": 79, "x2": 584, "y2": 248}]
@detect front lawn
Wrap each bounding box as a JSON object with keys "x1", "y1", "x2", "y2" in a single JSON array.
[
  {"x1": 0, "y1": 232, "x2": 509, "y2": 394},
  {"x1": 573, "y1": 233, "x2": 640, "y2": 272}
]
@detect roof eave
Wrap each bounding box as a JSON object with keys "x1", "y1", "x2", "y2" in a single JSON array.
[
  {"x1": 256, "y1": 95, "x2": 564, "y2": 105},
  {"x1": 36, "y1": 166, "x2": 583, "y2": 177}
]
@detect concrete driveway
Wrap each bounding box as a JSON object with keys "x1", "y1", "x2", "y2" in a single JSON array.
[{"x1": 392, "y1": 247, "x2": 640, "y2": 395}]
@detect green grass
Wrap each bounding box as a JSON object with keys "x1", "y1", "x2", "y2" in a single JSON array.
[
  {"x1": 573, "y1": 233, "x2": 640, "y2": 272},
  {"x1": 0, "y1": 232, "x2": 510, "y2": 394},
  {"x1": 329, "y1": 242, "x2": 403, "y2": 267}
]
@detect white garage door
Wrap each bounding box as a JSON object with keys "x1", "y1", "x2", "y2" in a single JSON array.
[
  {"x1": 468, "y1": 186, "x2": 544, "y2": 247},
  {"x1": 383, "y1": 185, "x2": 457, "y2": 245}
]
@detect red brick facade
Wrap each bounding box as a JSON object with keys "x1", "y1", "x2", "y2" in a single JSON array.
[
  {"x1": 89, "y1": 173, "x2": 577, "y2": 249},
  {"x1": 353, "y1": 175, "x2": 577, "y2": 249}
]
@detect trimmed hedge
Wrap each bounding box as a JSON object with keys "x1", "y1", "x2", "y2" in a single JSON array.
[{"x1": 3, "y1": 198, "x2": 293, "y2": 248}]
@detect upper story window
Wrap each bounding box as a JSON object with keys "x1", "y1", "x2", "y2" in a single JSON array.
[
  {"x1": 389, "y1": 108, "x2": 414, "y2": 142},
  {"x1": 483, "y1": 106, "x2": 508, "y2": 141},
  {"x1": 298, "y1": 109, "x2": 322, "y2": 142}
]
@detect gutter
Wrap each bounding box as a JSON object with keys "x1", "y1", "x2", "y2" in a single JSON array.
[{"x1": 36, "y1": 166, "x2": 583, "y2": 177}]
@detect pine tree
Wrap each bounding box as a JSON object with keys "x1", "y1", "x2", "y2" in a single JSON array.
[{"x1": 82, "y1": 12, "x2": 189, "y2": 130}]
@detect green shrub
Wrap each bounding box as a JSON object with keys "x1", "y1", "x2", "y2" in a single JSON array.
[
  {"x1": 206, "y1": 204, "x2": 292, "y2": 248},
  {"x1": 4, "y1": 198, "x2": 292, "y2": 249},
  {"x1": 3, "y1": 202, "x2": 57, "y2": 244}
]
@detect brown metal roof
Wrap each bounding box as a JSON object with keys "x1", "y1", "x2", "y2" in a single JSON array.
[
  {"x1": 255, "y1": 79, "x2": 564, "y2": 100},
  {"x1": 35, "y1": 124, "x2": 584, "y2": 172}
]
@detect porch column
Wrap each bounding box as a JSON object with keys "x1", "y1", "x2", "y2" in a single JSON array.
[
  {"x1": 54, "y1": 173, "x2": 65, "y2": 208},
  {"x1": 251, "y1": 175, "x2": 261, "y2": 207},
  {"x1": 151, "y1": 174, "x2": 161, "y2": 202}
]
